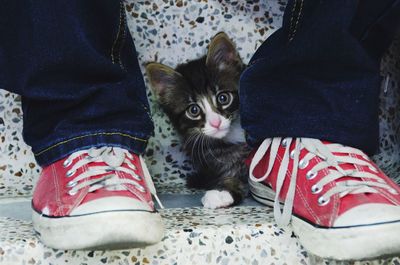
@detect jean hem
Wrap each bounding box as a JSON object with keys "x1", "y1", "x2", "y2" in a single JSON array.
[
  {"x1": 33, "y1": 131, "x2": 149, "y2": 166},
  {"x1": 244, "y1": 118, "x2": 379, "y2": 155}
]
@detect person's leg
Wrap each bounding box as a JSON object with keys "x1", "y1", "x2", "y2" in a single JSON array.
[
  {"x1": 0, "y1": 0, "x2": 163, "y2": 249},
  {"x1": 241, "y1": 0, "x2": 400, "y2": 154},
  {"x1": 241, "y1": 0, "x2": 400, "y2": 260},
  {"x1": 0, "y1": 0, "x2": 153, "y2": 166}
]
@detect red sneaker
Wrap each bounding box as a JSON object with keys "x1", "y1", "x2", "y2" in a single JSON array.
[
  {"x1": 32, "y1": 147, "x2": 164, "y2": 250},
  {"x1": 248, "y1": 137, "x2": 400, "y2": 260}
]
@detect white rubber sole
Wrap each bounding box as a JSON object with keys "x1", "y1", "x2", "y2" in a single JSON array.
[
  {"x1": 32, "y1": 210, "x2": 164, "y2": 250},
  {"x1": 249, "y1": 178, "x2": 400, "y2": 260},
  {"x1": 292, "y1": 215, "x2": 400, "y2": 260}
]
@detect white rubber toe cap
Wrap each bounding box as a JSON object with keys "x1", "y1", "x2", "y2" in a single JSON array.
[{"x1": 334, "y1": 203, "x2": 400, "y2": 227}]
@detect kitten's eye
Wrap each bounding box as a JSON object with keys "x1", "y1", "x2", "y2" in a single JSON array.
[
  {"x1": 216, "y1": 92, "x2": 233, "y2": 108},
  {"x1": 186, "y1": 104, "x2": 201, "y2": 120}
]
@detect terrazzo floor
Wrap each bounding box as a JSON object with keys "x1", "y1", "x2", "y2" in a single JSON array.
[
  {"x1": 2, "y1": 197, "x2": 400, "y2": 265},
  {"x1": 1, "y1": 1, "x2": 400, "y2": 264}
]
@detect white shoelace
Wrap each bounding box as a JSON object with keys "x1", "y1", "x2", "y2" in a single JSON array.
[
  {"x1": 63, "y1": 147, "x2": 163, "y2": 208},
  {"x1": 249, "y1": 138, "x2": 396, "y2": 226}
]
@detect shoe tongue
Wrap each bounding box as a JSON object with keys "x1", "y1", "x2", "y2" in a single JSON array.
[
  {"x1": 100, "y1": 147, "x2": 125, "y2": 168},
  {"x1": 82, "y1": 156, "x2": 128, "y2": 192}
]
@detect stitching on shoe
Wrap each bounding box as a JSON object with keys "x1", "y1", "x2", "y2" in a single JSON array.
[
  {"x1": 68, "y1": 157, "x2": 90, "y2": 215},
  {"x1": 34, "y1": 132, "x2": 148, "y2": 157},
  {"x1": 315, "y1": 156, "x2": 339, "y2": 227},
  {"x1": 312, "y1": 156, "x2": 331, "y2": 224},
  {"x1": 52, "y1": 164, "x2": 64, "y2": 216},
  {"x1": 275, "y1": 154, "x2": 321, "y2": 223},
  {"x1": 296, "y1": 185, "x2": 321, "y2": 223},
  {"x1": 120, "y1": 169, "x2": 148, "y2": 203}
]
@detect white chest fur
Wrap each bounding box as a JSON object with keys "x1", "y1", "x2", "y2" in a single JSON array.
[{"x1": 224, "y1": 117, "x2": 246, "y2": 144}]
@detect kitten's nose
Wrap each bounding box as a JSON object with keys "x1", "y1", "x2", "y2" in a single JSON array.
[{"x1": 209, "y1": 117, "x2": 221, "y2": 129}]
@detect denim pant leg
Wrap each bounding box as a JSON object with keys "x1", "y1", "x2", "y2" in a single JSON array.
[
  {"x1": 0, "y1": 1, "x2": 153, "y2": 166},
  {"x1": 240, "y1": 0, "x2": 400, "y2": 155}
]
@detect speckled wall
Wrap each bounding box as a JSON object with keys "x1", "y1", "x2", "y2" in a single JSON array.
[{"x1": 0, "y1": 0, "x2": 399, "y2": 199}]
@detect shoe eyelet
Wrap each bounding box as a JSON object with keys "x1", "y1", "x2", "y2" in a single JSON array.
[
  {"x1": 290, "y1": 150, "x2": 296, "y2": 159},
  {"x1": 311, "y1": 185, "x2": 322, "y2": 194},
  {"x1": 67, "y1": 181, "x2": 77, "y2": 188},
  {"x1": 389, "y1": 188, "x2": 398, "y2": 195},
  {"x1": 66, "y1": 169, "x2": 76, "y2": 177},
  {"x1": 68, "y1": 189, "x2": 78, "y2": 196},
  {"x1": 318, "y1": 196, "x2": 330, "y2": 206},
  {"x1": 63, "y1": 159, "x2": 72, "y2": 168},
  {"x1": 306, "y1": 171, "x2": 317, "y2": 180},
  {"x1": 281, "y1": 138, "x2": 290, "y2": 147},
  {"x1": 299, "y1": 159, "x2": 309, "y2": 169}
]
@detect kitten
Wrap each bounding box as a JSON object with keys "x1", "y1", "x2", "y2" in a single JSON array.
[{"x1": 146, "y1": 32, "x2": 250, "y2": 209}]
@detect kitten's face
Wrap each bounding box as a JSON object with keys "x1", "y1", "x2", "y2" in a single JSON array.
[
  {"x1": 189, "y1": 91, "x2": 236, "y2": 138},
  {"x1": 147, "y1": 32, "x2": 243, "y2": 141},
  {"x1": 177, "y1": 79, "x2": 239, "y2": 139}
]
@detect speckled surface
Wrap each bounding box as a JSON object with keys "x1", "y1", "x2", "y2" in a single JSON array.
[
  {"x1": 0, "y1": 93, "x2": 41, "y2": 198},
  {"x1": 1, "y1": 205, "x2": 400, "y2": 265},
  {"x1": 0, "y1": 206, "x2": 306, "y2": 265},
  {"x1": 372, "y1": 38, "x2": 400, "y2": 181},
  {"x1": 0, "y1": 0, "x2": 399, "y2": 198}
]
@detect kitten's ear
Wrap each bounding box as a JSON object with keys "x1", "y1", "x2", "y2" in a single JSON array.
[
  {"x1": 146, "y1": 63, "x2": 183, "y2": 102},
  {"x1": 206, "y1": 32, "x2": 242, "y2": 72}
]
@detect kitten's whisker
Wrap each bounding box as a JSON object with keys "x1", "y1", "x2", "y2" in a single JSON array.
[
  {"x1": 184, "y1": 132, "x2": 200, "y2": 155},
  {"x1": 191, "y1": 134, "x2": 200, "y2": 163},
  {"x1": 206, "y1": 137, "x2": 223, "y2": 163},
  {"x1": 184, "y1": 133, "x2": 196, "y2": 148},
  {"x1": 197, "y1": 134, "x2": 203, "y2": 167},
  {"x1": 198, "y1": 134, "x2": 207, "y2": 168},
  {"x1": 185, "y1": 132, "x2": 197, "y2": 144},
  {"x1": 200, "y1": 135, "x2": 208, "y2": 167},
  {"x1": 193, "y1": 133, "x2": 204, "y2": 167},
  {"x1": 205, "y1": 137, "x2": 215, "y2": 161}
]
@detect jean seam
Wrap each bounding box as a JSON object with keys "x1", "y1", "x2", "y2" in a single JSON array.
[
  {"x1": 141, "y1": 102, "x2": 154, "y2": 124},
  {"x1": 119, "y1": 2, "x2": 127, "y2": 69},
  {"x1": 288, "y1": 0, "x2": 299, "y2": 39},
  {"x1": 111, "y1": 0, "x2": 127, "y2": 70},
  {"x1": 288, "y1": 0, "x2": 304, "y2": 42},
  {"x1": 34, "y1": 132, "x2": 148, "y2": 157}
]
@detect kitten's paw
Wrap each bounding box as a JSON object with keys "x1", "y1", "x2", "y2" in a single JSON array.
[{"x1": 201, "y1": 190, "x2": 234, "y2": 209}]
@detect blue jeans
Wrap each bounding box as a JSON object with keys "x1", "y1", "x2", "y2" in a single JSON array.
[
  {"x1": 240, "y1": 0, "x2": 400, "y2": 154},
  {"x1": 1, "y1": 0, "x2": 399, "y2": 166},
  {"x1": 0, "y1": 0, "x2": 153, "y2": 165}
]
